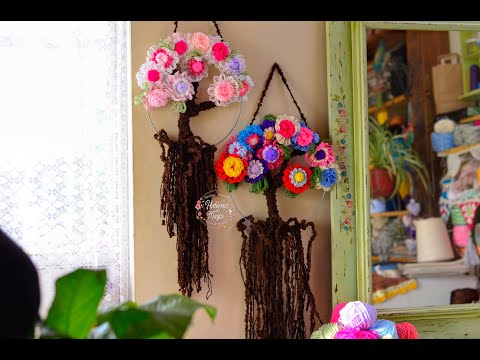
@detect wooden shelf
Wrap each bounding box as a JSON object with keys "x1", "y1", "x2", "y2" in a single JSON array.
[
  {"x1": 458, "y1": 88, "x2": 480, "y2": 102},
  {"x1": 371, "y1": 210, "x2": 409, "y2": 218},
  {"x1": 437, "y1": 142, "x2": 480, "y2": 157},
  {"x1": 459, "y1": 114, "x2": 480, "y2": 124},
  {"x1": 372, "y1": 256, "x2": 417, "y2": 263},
  {"x1": 368, "y1": 94, "x2": 408, "y2": 115}
]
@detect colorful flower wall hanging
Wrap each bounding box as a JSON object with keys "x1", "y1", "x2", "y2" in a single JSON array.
[
  {"x1": 134, "y1": 21, "x2": 253, "y2": 298},
  {"x1": 217, "y1": 63, "x2": 340, "y2": 340}
]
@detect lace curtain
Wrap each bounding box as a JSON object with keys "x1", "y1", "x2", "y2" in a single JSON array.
[{"x1": 0, "y1": 21, "x2": 130, "y2": 316}]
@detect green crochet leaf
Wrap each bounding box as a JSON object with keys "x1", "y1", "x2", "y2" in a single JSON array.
[
  {"x1": 188, "y1": 49, "x2": 203, "y2": 58},
  {"x1": 263, "y1": 114, "x2": 277, "y2": 122},
  {"x1": 285, "y1": 189, "x2": 298, "y2": 198},
  {"x1": 310, "y1": 167, "x2": 322, "y2": 189},
  {"x1": 280, "y1": 144, "x2": 292, "y2": 161},
  {"x1": 224, "y1": 181, "x2": 240, "y2": 193},
  {"x1": 307, "y1": 143, "x2": 317, "y2": 156},
  {"x1": 157, "y1": 38, "x2": 174, "y2": 50},
  {"x1": 171, "y1": 101, "x2": 186, "y2": 113},
  {"x1": 250, "y1": 178, "x2": 269, "y2": 194},
  {"x1": 134, "y1": 94, "x2": 145, "y2": 106}
]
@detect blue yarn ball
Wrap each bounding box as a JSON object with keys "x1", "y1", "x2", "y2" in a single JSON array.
[{"x1": 369, "y1": 319, "x2": 398, "y2": 339}]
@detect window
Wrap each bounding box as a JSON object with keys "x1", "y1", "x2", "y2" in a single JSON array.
[{"x1": 0, "y1": 21, "x2": 131, "y2": 315}]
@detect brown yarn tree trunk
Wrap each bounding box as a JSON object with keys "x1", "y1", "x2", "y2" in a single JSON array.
[
  {"x1": 155, "y1": 83, "x2": 218, "y2": 297},
  {"x1": 237, "y1": 155, "x2": 321, "y2": 339}
]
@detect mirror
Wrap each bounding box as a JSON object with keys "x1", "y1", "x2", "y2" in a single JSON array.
[{"x1": 365, "y1": 28, "x2": 480, "y2": 309}]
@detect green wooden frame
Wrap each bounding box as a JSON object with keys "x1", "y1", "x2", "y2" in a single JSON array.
[{"x1": 328, "y1": 21, "x2": 480, "y2": 338}]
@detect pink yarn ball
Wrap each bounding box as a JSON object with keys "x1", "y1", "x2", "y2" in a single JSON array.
[
  {"x1": 339, "y1": 301, "x2": 377, "y2": 330},
  {"x1": 334, "y1": 328, "x2": 379, "y2": 339},
  {"x1": 330, "y1": 302, "x2": 348, "y2": 323},
  {"x1": 395, "y1": 322, "x2": 419, "y2": 339},
  {"x1": 453, "y1": 225, "x2": 470, "y2": 248}
]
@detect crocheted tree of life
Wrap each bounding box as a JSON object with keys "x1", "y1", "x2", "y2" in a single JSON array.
[
  {"x1": 215, "y1": 113, "x2": 341, "y2": 339},
  {"x1": 134, "y1": 29, "x2": 253, "y2": 297}
]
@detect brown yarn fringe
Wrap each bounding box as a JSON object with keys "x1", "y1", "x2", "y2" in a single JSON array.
[
  {"x1": 237, "y1": 156, "x2": 322, "y2": 339},
  {"x1": 154, "y1": 83, "x2": 217, "y2": 297}
]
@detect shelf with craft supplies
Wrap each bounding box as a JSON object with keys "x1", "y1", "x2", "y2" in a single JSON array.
[
  {"x1": 368, "y1": 94, "x2": 408, "y2": 115},
  {"x1": 372, "y1": 255, "x2": 417, "y2": 263},
  {"x1": 459, "y1": 114, "x2": 480, "y2": 124},
  {"x1": 458, "y1": 88, "x2": 480, "y2": 102},
  {"x1": 437, "y1": 142, "x2": 480, "y2": 157},
  {"x1": 371, "y1": 210, "x2": 409, "y2": 218}
]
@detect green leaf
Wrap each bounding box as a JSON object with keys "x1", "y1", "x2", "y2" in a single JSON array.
[
  {"x1": 224, "y1": 181, "x2": 240, "y2": 193},
  {"x1": 307, "y1": 143, "x2": 317, "y2": 156},
  {"x1": 285, "y1": 189, "x2": 298, "y2": 198},
  {"x1": 263, "y1": 114, "x2": 277, "y2": 122},
  {"x1": 310, "y1": 167, "x2": 322, "y2": 189},
  {"x1": 141, "y1": 83, "x2": 151, "y2": 92},
  {"x1": 188, "y1": 49, "x2": 203, "y2": 58},
  {"x1": 133, "y1": 94, "x2": 145, "y2": 106},
  {"x1": 280, "y1": 144, "x2": 292, "y2": 160},
  {"x1": 45, "y1": 269, "x2": 106, "y2": 339},
  {"x1": 249, "y1": 177, "x2": 269, "y2": 194},
  {"x1": 157, "y1": 38, "x2": 174, "y2": 50},
  {"x1": 171, "y1": 101, "x2": 186, "y2": 113},
  {"x1": 92, "y1": 294, "x2": 216, "y2": 339}
]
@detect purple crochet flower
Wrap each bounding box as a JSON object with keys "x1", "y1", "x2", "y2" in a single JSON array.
[
  {"x1": 260, "y1": 118, "x2": 276, "y2": 130},
  {"x1": 245, "y1": 159, "x2": 269, "y2": 183},
  {"x1": 225, "y1": 55, "x2": 246, "y2": 75}
]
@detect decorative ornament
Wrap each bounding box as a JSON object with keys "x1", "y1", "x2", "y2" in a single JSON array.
[
  {"x1": 134, "y1": 21, "x2": 253, "y2": 298},
  {"x1": 216, "y1": 63, "x2": 339, "y2": 339}
]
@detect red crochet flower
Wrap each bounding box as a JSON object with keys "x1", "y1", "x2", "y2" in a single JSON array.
[
  {"x1": 215, "y1": 152, "x2": 248, "y2": 184},
  {"x1": 282, "y1": 164, "x2": 311, "y2": 194},
  {"x1": 212, "y1": 42, "x2": 230, "y2": 61}
]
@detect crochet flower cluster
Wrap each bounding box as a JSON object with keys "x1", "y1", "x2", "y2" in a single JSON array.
[
  {"x1": 134, "y1": 32, "x2": 253, "y2": 113},
  {"x1": 215, "y1": 114, "x2": 340, "y2": 197}
]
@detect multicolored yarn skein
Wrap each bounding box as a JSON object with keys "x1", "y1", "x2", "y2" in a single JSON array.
[{"x1": 310, "y1": 301, "x2": 419, "y2": 339}]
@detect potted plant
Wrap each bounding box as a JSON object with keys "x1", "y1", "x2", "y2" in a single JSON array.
[{"x1": 369, "y1": 117, "x2": 430, "y2": 199}]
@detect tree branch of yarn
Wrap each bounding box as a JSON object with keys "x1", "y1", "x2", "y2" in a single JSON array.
[
  {"x1": 154, "y1": 82, "x2": 218, "y2": 297},
  {"x1": 237, "y1": 148, "x2": 321, "y2": 339}
]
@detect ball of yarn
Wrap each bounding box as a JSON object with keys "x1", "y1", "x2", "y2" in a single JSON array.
[
  {"x1": 310, "y1": 322, "x2": 342, "y2": 339},
  {"x1": 334, "y1": 328, "x2": 379, "y2": 339},
  {"x1": 395, "y1": 322, "x2": 418, "y2": 339},
  {"x1": 330, "y1": 302, "x2": 348, "y2": 323},
  {"x1": 369, "y1": 319, "x2": 398, "y2": 339},
  {"x1": 434, "y1": 118, "x2": 456, "y2": 133},
  {"x1": 339, "y1": 301, "x2": 377, "y2": 330}
]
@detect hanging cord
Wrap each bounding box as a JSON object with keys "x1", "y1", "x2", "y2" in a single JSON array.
[
  {"x1": 173, "y1": 21, "x2": 223, "y2": 38},
  {"x1": 250, "y1": 62, "x2": 307, "y2": 125}
]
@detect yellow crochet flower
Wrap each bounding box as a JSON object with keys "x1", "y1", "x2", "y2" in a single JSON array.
[{"x1": 223, "y1": 155, "x2": 245, "y2": 177}]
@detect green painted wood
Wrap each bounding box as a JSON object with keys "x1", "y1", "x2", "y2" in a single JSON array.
[
  {"x1": 327, "y1": 20, "x2": 480, "y2": 338},
  {"x1": 326, "y1": 21, "x2": 358, "y2": 306}
]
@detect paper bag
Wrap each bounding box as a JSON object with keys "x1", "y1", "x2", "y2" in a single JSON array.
[{"x1": 432, "y1": 53, "x2": 473, "y2": 115}]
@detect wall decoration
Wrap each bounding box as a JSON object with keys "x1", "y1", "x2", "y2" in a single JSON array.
[
  {"x1": 215, "y1": 63, "x2": 339, "y2": 339},
  {"x1": 134, "y1": 21, "x2": 253, "y2": 297}
]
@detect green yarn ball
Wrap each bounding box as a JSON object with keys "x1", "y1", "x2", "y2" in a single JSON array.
[{"x1": 310, "y1": 322, "x2": 341, "y2": 339}]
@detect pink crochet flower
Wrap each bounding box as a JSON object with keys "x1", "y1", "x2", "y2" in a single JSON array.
[
  {"x1": 275, "y1": 115, "x2": 301, "y2": 145},
  {"x1": 189, "y1": 32, "x2": 210, "y2": 53},
  {"x1": 295, "y1": 127, "x2": 314, "y2": 147},
  {"x1": 147, "y1": 69, "x2": 160, "y2": 82},
  {"x1": 211, "y1": 42, "x2": 230, "y2": 61},
  {"x1": 207, "y1": 73, "x2": 240, "y2": 106},
  {"x1": 154, "y1": 48, "x2": 178, "y2": 74},
  {"x1": 144, "y1": 86, "x2": 170, "y2": 110},
  {"x1": 185, "y1": 57, "x2": 208, "y2": 81},
  {"x1": 239, "y1": 81, "x2": 249, "y2": 96},
  {"x1": 306, "y1": 142, "x2": 335, "y2": 169},
  {"x1": 174, "y1": 40, "x2": 188, "y2": 56}
]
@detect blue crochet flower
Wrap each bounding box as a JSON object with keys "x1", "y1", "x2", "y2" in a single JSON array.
[
  {"x1": 238, "y1": 124, "x2": 264, "y2": 151},
  {"x1": 320, "y1": 167, "x2": 338, "y2": 188}
]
